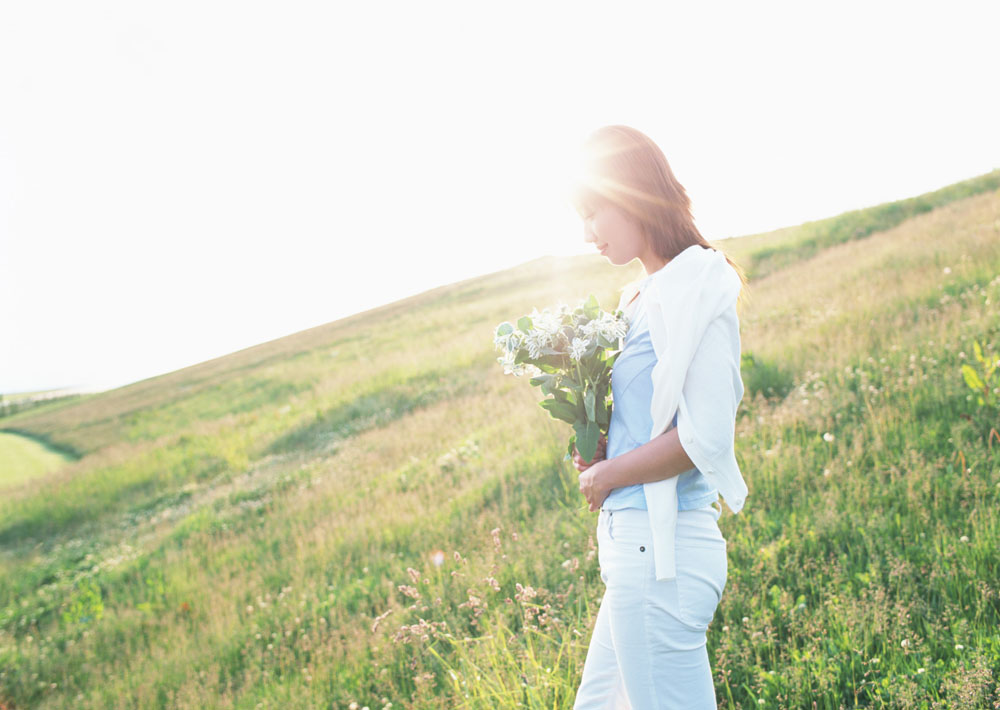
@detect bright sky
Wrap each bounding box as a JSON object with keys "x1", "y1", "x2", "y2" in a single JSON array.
[{"x1": 2, "y1": 0, "x2": 998, "y2": 394}]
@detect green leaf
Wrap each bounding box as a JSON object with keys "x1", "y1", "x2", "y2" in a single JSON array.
[
  {"x1": 540, "y1": 398, "x2": 577, "y2": 425},
  {"x1": 584, "y1": 294, "x2": 600, "y2": 320},
  {"x1": 495, "y1": 322, "x2": 514, "y2": 337},
  {"x1": 962, "y1": 364, "x2": 985, "y2": 392},
  {"x1": 529, "y1": 375, "x2": 547, "y2": 387},
  {"x1": 596, "y1": 399, "x2": 610, "y2": 428},
  {"x1": 529, "y1": 374, "x2": 557, "y2": 393},
  {"x1": 574, "y1": 418, "x2": 600, "y2": 464},
  {"x1": 517, "y1": 316, "x2": 533, "y2": 332},
  {"x1": 584, "y1": 387, "x2": 596, "y2": 422}
]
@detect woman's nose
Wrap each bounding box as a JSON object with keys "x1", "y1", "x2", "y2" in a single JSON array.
[{"x1": 582, "y1": 222, "x2": 596, "y2": 243}]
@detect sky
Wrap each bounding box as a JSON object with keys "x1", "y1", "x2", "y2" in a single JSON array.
[{"x1": 2, "y1": 0, "x2": 998, "y2": 394}]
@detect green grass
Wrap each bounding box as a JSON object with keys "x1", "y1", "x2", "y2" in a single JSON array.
[
  {"x1": 0, "y1": 431, "x2": 75, "y2": 490},
  {"x1": 0, "y1": 178, "x2": 998, "y2": 709}
]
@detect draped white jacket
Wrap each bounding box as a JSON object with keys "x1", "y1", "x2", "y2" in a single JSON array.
[{"x1": 615, "y1": 244, "x2": 749, "y2": 581}]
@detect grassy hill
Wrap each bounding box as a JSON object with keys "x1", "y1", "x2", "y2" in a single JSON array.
[{"x1": 1, "y1": 171, "x2": 999, "y2": 709}]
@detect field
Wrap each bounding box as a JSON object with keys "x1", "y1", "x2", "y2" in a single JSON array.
[{"x1": 1, "y1": 172, "x2": 999, "y2": 709}]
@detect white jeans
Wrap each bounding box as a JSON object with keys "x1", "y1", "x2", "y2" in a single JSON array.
[{"x1": 574, "y1": 504, "x2": 728, "y2": 710}]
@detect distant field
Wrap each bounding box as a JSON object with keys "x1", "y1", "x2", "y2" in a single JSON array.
[
  {"x1": 0, "y1": 172, "x2": 998, "y2": 709},
  {"x1": 0, "y1": 432, "x2": 73, "y2": 490}
]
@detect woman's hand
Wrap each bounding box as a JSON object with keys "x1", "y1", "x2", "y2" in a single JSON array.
[
  {"x1": 578, "y1": 458, "x2": 611, "y2": 512},
  {"x1": 572, "y1": 434, "x2": 607, "y2": 472}
]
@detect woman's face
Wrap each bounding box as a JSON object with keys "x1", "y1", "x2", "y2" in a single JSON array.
[{"x1": 581, "y1": 203, "x2": 648, "y2": 266}]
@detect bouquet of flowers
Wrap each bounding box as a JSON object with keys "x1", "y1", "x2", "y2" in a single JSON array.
[{"x1": 493, "y1": 294, "x2": 629, "y2": 464}]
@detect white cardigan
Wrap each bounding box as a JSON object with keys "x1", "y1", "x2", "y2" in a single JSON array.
[{"x1": 615, "y1": 244, "x2": 748, "y2": 581}]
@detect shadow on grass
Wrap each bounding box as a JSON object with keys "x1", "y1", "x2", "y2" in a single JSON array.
[
  {"x1": 0, "y1": 427, "x2": 82, "y2": 460},
  {"x1": 267, "y1": 367, "x2": 485, "y2": 456}
]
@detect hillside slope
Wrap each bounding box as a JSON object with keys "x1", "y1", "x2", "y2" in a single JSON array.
[{"x1": 1, "y1": 179, "x2": 998, "y2": 709}]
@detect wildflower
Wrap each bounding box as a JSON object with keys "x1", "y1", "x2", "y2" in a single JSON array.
[
  {"x1": 823, "y1": 432, "x2": 835, "y2": 443},
  {"x1": 960, "y1": 535, "x2": 969, "y2": 543},
  {"x1": 524, "y1": 330, "x2": 549, "y2": 359},
  {"x1": 599, "y1": 311, "x2": 628, "y2": 339},
  {"x1": 742, "y1": 616, "x2": 750, "y2": 624},
  {"x1": 430, "y1": 550, "x2": 445, "y2": 567},
  {"x1": 569, "y1": 337, "x2": 589, "y2": 361},
  {"x1": 497, "y1": 352, "x2": 525, "y2": 376},
  {"x1": 871, "y1": 657, "x2": 880, "y2": 663},
  {"x1": 917, "y1": 667, "x2": 925, "y2": 674},
  {"x1": 943, "y1": 267, "x2": 952, "y2": 274},
  {"x1": 529, "y1": 308, "x2": 563, "y2": 338},
  {"x1": 901, "y1": 639, "x2": 909, "y2": 648},
  {"x1": 493, "y1": 323, "x2": 519, "y2": 351},
  {"x1": 955, "y1": 644, "x2": 964, "y2": 650}
]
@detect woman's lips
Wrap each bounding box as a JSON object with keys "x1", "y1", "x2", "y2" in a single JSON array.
[{"x1": 598, "y1": 243, "x2": 608, "y2": 253}]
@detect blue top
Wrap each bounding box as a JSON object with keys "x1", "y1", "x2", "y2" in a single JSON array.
[{"x1": 601, "y1": 275, "x2": 719, "y2": 511}]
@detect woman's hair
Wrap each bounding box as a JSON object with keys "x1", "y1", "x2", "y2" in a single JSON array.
[{"x1": 570, "y1": 125, "x2": 747, "y2": 290}]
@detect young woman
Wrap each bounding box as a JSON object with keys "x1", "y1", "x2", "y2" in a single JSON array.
[{"x1": 569, "y1": 125, "x2": 749, "y2": 709}]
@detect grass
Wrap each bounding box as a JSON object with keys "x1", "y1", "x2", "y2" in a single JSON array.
[
  {"x1": 1, "y1": 175, "x2": 999, "y2": 709},
  {"x1": 0, "y1": 432, "x2": 75, "y2": 491}
]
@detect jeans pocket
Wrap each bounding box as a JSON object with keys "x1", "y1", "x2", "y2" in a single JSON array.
[
  {"x1": 598, "y1": 527, "x2": 650, "y2": 587},
  {"x1": 674, "y1": 543, "x2": 728, "y2": 629}
]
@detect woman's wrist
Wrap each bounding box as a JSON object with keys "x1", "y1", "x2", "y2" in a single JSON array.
[{"x1": 597, "y1": 455, "x2": 623, "y2": 494}]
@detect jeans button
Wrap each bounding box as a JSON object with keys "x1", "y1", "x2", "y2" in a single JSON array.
[{"x1": 639, "y1": 545, "x2": 645, "y2": 552}]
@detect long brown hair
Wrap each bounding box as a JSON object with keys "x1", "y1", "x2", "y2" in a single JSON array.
[{"x1": 570, "y1": 125, "x2": 747, "y2": 291}]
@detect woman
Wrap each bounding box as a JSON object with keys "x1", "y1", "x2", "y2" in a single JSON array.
[{"x1": 568, "y1": 125, "x2": 749, "y2": 709}]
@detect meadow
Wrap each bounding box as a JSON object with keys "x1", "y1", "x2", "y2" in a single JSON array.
[{"x1": 1, "y1": 171, "x2": 998, "y2": 709}]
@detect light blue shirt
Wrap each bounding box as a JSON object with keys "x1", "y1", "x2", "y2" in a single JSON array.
[{"x1": 601, "y1": 275, "x2": 719, "y2": 511}]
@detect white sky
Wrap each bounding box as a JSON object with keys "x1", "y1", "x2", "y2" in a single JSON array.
[{"x1": 2, "y1": 0, "x2": 998, "y2": 394}]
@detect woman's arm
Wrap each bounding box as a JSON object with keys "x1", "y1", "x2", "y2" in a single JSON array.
[
  {"x1": 578, "y1": 428, "x2": 694, "y2": 510},
  {"x1": 602, "y1": 426, "x2": 695, "y2": 484}
]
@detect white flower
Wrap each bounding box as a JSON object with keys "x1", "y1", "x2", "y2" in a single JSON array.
[
  {"x1": 529, "y1": 308, "x2": 563, "y2": 338},
  {"x1": 524, "y1": 330, "x2": 549, "y2": 359},
  {"x1": 579, "y1": 320, "x2": 600, "y2": 339},
  {"x1": 569, "y1": 337, "x2": 589, "y2": 361},
  {"x1": 493, "y1": 323, "x2": 525, "y2": 354},
  {"x1": 960, "y1": 535, "x2": 969, "y2": 543},
  {"x1": 955, "y1": 644, "x2": 964, "y2": 651},
  {"x1": 599, "y1": 311, "x2": 628, "y2": 339},
  {"x1": 823, "y1": 432, "x2": 835, "y2": 443},
  {"x1": 497, "y1": 353, "x2": 524, "y2": 376},
  {"x1": 900, "y1": 639, "x2": 909, "y2": 648}
]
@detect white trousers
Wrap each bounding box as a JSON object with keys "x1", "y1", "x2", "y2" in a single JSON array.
[{"x1": 574, "y1": 504, "x2": 728, "y2": 710}]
